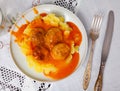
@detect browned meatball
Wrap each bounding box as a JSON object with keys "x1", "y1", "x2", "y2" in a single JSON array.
[
  {"x1": 32, "y1": 46, "x2": 49, "y2": 60},
  {"x1": 44, "y1": 28, "x2": 63, "y2": 50},
  {"x1": 30, "y1": 28, "x2": 45, "y2": 47},
  {"x1": 51, "y1": 43, "x2": 70, "y2": 60}
]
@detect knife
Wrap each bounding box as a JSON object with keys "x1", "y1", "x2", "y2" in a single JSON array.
[{"x1": 94, "y1": 10, "x2": 114, "y2": 91}]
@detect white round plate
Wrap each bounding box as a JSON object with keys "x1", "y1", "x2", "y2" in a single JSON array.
[{"x1": 10, "y1": 4, "x2": 88, "y2": 82}]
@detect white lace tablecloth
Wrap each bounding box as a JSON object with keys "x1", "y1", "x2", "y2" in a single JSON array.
[{"x1": 0, "y1": 0, "x2": 120, "y2": 91}]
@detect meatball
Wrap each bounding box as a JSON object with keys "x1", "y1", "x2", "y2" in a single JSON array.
[
  {"x1": 51, "y1": 43, "x2": 70, "y2": 60},
  {"x1": 30, "y1": 28, "x2": 45, "y2": 47},
  {"x1": 44, "y1": 28, "x2": 63, "y2": 49},
  {"x1": 32, "y1": 46, "x2": 49, "y2": 60}
]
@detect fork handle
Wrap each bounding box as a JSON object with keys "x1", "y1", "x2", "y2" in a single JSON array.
[{"x1": 83, "y1": 41, "x2": 95, "y2": 90}]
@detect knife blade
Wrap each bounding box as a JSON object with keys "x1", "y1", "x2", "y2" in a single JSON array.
[{"x1": 94, "y1": 10, "x2": 114, "y2": 91}]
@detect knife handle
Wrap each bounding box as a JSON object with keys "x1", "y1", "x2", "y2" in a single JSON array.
[{"x1": 94, "y1": 64, "x2": 104, "y2": 91}]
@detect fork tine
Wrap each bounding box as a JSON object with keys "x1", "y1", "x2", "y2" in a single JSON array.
[
  {"x1": 91, "y1": 15, "x2": 99, "y2": 31},
  {"x1": 91, "y1": 15, "x2": 96, "y2": 30},
  {"x1": 91, "y1": 14, "x2": 102, "y2": 32},
  {"x1": 94, "y1": 15, "x2": 99, "y2": 31},
  {"x1": 97, "y1": 15, "x2": 102, "y2": 31}
]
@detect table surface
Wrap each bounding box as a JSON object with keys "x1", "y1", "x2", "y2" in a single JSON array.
[{"x1": 0, "y1": 0, "x2": 120, "y2": 91}]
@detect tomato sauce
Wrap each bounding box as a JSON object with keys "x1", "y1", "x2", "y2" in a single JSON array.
[
  {"x1": 45, "y1": 52, "x2": 79, "y2": 79},
  {"x1": 11, "y1": 24, "x2": 28, "y2": 42},
  {"x1": 67, "y1": 22, "x2": 82, "y2": 46},
  {"x1": 33, "y1": 7, "x2": 39, "y2": 14}
]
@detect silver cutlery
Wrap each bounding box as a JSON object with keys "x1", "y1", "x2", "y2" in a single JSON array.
[
  {"x1": 94, "y1": 10, "x2": 114, "y2": 91},
  {"x1": 83, "y1": 14, "x2": 103, "y2": 90}
]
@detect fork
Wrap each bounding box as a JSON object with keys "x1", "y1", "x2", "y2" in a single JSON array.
[{"x1": 83, "y1": 14, "x2": 102, "y2": 90}]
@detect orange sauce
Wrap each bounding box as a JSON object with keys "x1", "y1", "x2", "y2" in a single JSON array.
[
  {"x1": 45, "y1": 52, "x2": 79, "y2": 79},
  {"x1": 11, "y1": 24, "x2": 28, "y2": 42},
  {"x1": 33, "y1": 7, "x2": 39, "y2": 14},
  {"x1": 11, "y1": 13, "x2": 82, "y2": 80},
  {"x1": 67, "y1": 22, "x2": 82, "y2": 46},
  {"x1": 29, "y1": 18, "x2": 52, "y2": 30},
  {"x1": 40, "y1": 13, "x2": 47, "y2": 17}
]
